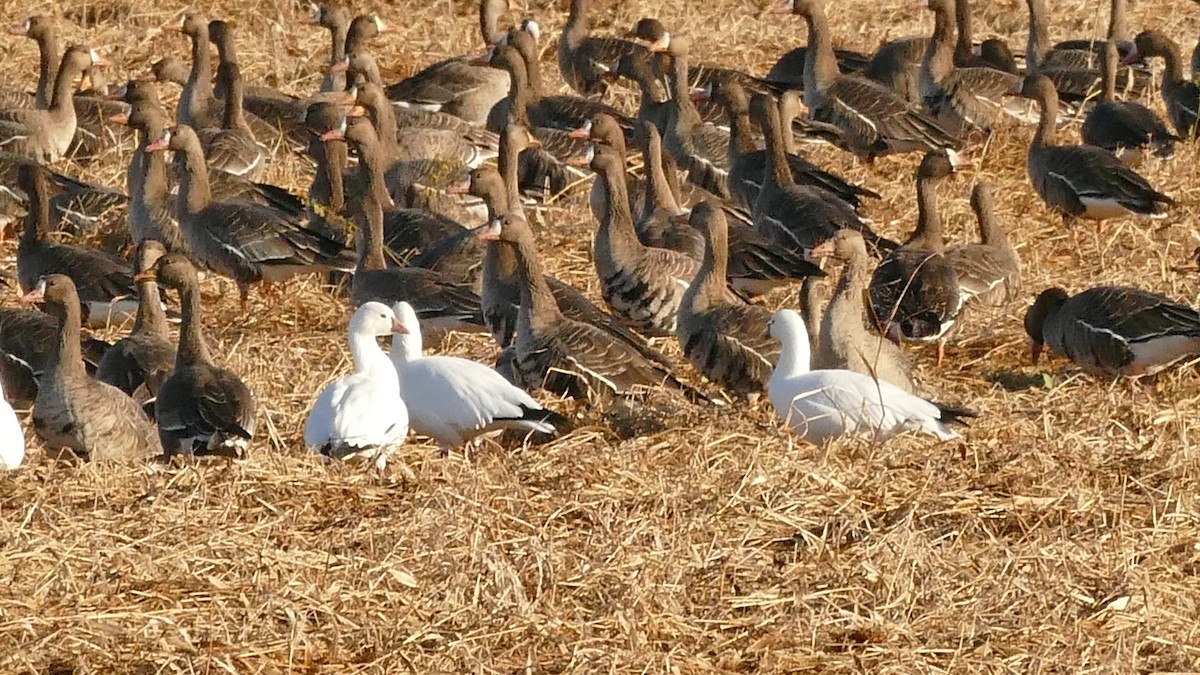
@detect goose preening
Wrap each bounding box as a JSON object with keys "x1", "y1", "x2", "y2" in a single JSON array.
[
  {"x1": 304, "y1": 302, "x2": 409, "y2": 468},
  {"x1": 1081, "y1": 41, "x2": 1179, "y2": 159},
  {"x1": 810, "y1": 230, "x2": 917, "y2": 394},
  {"x1": 390, "y1": 301, "x2": 565, "y2": 450},
  {"x1": 20, "y1": 274, "x2": 162, "y2": 462},
  {"x1": 0, "y1": 377, "x2": 23, "y2": 470},
  {"x1": 767, "y1": 308, "x2": 975, "y2": 445},
  {"x1": 1025, "y1": 286, "x2": 1200, "y2": 377},
  {"x1": 136, "y1": 253, "x2": 256, "y2": 458},
  {"x1": 868, "y1": 149, "x2": 969, "y2": 359},
  {"x1": 1020, "y1": 74, "x2": 1174, "y2": 223}
]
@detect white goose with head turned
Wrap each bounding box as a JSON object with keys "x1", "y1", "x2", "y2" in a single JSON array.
[
  {"x1": 304, "y1": 302, "x2": 409, "y2": 469},
  {"x1": 0, "y1": 378, "x2": 25, "y2": 470},
  {"x1": 390, "y1": 301, "x2": 565, "y2": 450},
  {"x1": 767, "y1": 309, "x2": 974, "y2": 445}
]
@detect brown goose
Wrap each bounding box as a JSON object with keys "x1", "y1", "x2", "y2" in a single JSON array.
[
  {"x1": 113, "y1": 98, "x2": 187, "y2": 253},
  {"x1": 208, "y1": 21, "x2": 294, "y2": 122},
  {"x1": 810, "y1": 230, "x2": 916, "y2": 394},
  {"x1": 1081, "y1": 41, "x2": 1179, "y2": 160},
  {"x1": 94, "y1": 240, "x2": 176, "y2": 402},
  {"x1": 0, "y1": 15, "x2": 60, "y2": 110},
  {"x1": 1125, "y1": 31, "x2": 1199, "y2": 138},
  {"x1": 312, "y1": 4, "x2": 352, "y2": 93},
  {"x1": 558, "y1": 0, "x2": 659, "y2": 97},
  {"x1": 353, "y1": 82, "x2": 492, "y2": 175},
  {"x1": 944, "y1": 182, "x2": 1022, "y2": 306},
  {"x1": 652, "y1": 36, "x2": 732, "y2": 200},
  {"x1": 174, "y1": 13, "x2": 219, "y2": 128},
  {"x1": 783, "y1": 0, "x2": 962, "y2": 160},
  {"x1": 136, "y1": 254, "x2": 256, "y2": 457},
  {"x1": 1021, "y1": 75, "x2": 1173, "y2": 224},
  {"x1": 918, "y1": 0, "x2": 1022, "y2": 135},
  {"x1": 749, "y1": 94, "x2": 893, "y2": 257},
  {"x1": 0, "y1": 45, "x2": 103, "y2": 162},
  {"x1": 676, "y1": 202, "x2": 778, "y2": 398},
  {"x1": 0, "y1": 302, "x2": 111, "y2": 406},
  {"x1": 324, "y1": 118, "x2": 484, "y2": 334},
  {"x1": 1047, "y1": 0, "x2": 1134, "y2": 61},
  {"x1": 477, "y1": 213, "x2": 697, "y2": 401},
  {"x1": 15, "y1": 162, "x2": 138, "y2": 326},
  {"x1": 148, "y1": 57, "x2": 189, "y2": 87},
  {"x1": 197, "y1": 61, "x2": 266, "y2": 180},
  {"x1": 571, "y1": 112, "x2": 647, "y2": 223},
  {"x1": 868, "y1": 149, "x2": 968, "y2": 357},
  {"x1": 147, "y1": 125, "x2": 356, "y2": 310},
  {"x1": 591, "y1": 146, "x2": 699, "y2": 336},
  {"x1": 384, "y1": 0, "x2": 511, "y2": 124},
  {"x1": 1025, "y1": 286, "x2": 1200, "y2": 377},
  {"x1": 1023, "y1": 0, "x2": 1147, "y2": 104},
  {"x1": 706, "y1": 75, "x2": 878, "y2": 212},
  {"x1": 21, "y1": 274, "x2": 162, "y2": 461},
  {"x1": 634, "y1": 121, "x2": 702, "y2": 259}
]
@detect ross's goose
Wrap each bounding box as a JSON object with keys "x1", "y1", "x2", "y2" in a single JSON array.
[
  {"x1": 304, "y1": 302, "x2": 409, "y2": 468},
  {"x1": 0, "y1": 378, "x2": 24, "y2": 470},
  {"x1": 390, "y1": 301, "x2": 565, "y2": 449},
  {"x1": 767, "y1": 309, "x2": 974, "y2": 445}
]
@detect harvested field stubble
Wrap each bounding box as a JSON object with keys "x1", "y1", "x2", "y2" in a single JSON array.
[{"x1": 2, "y1": 0, "x2": 1200, "y2": 672}]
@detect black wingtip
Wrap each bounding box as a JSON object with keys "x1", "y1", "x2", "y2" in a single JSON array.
[{"x1": 935, "y1": 403, "x2": 978, "y2": 427}]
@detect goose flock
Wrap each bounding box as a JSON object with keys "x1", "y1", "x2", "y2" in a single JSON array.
[{"x1": 0, "y1": 0, "x2": 1198, "y2": 469}]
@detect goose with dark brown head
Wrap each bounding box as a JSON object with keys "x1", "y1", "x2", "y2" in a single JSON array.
[
  {"x1": 1081, "y1": 41, "x2": 1179, "y2": 159},
  {"x1": 21, "y1": 274, "x2": 162, "y2": 461},
  {"x1": 0, "y1": 45, "x2": 104, "y2": 161},
  {"x1": 136, "y1": 254, "x2": 256, "y2": 457},
  {"x1": 1125, "y1": 30, "x2": 1199, "y2": 138}
]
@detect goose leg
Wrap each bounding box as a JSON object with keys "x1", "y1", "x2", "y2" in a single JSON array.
[{"x1": 238, "y1": 282, "x2": 251, "y2": 313}]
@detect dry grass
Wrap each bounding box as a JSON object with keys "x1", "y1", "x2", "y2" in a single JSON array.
[{"x1": 3, "y1": 0, "x2": 1200, "y2": 671}]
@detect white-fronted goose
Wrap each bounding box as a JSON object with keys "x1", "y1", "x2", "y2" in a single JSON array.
[
  {"x1": 945, "y1": 182, "x2": 1022, "y2": 307},
  {"x1": 1025, "y1": 286, "x2": 1200, "y2": 377},
  {"x1": 706, "y1": 75, "x2": 878, "y2": 212},
  {"x1": 0, "y1": 302, "x2": 111, "y2": 406},
  {"x1": 148, "y1": 125, "x2": 356, "y2": 310},
  {"x1": 136, "y1": 254, "x2": 256, "y2": 457},
  {"x1": 864, "y1": 37, "x2": 928, "y2": 105},
  {"x1": 768, "y1": 309, "x2": 973, "y2": 444},
  {"x1": 652, "y1": 36, "x2": 732, "y2": 200},
  {"x1": 809, "y1": 229, "x2": 916, "y2": 394},
  {"x1": 149, "y1": 57, "x2": 189, "y2": 87},
  {"x1": 749, "y1": 94, "x2": 894, "y2": 257},
  {"x1": 558, "y1": 0, "x2": 660, "y2": 97},
  {"x1": 384, "y1": 1, "x2": 510, "y2": 125},
  {"x1": 304, "y1": 301, "x2": 408, "y2": 466},
  {"x1": 175, "y1": 13, "x2": 219, "y2": 128},
  {"x1": 112, "y1": 98, "x2": 187, "y2": 253},
  {"x1": 572, "y1": 112, "x2": 647, "y2": 223},
  {"x1": 324, "y1": 118, "x2": 484, "y2": 334},
  {"x1": 919, "y1": 0, "x2": 1022, "y2": 135},
  {"x1": 345, "y1": 13, "x2": 391, "y2": 67},
  {"x1": 94, "y1": 239, "x2": 176, "y2": 402},
  {"x1": 1082, "y1": 41, "x2": 1180, "y2": 159},
  {"x1": 0, "y1": 15, "x2": 60, "y2": 110},
  {"x1": 477, "y1": 213, "x2": 698, "y2": 401},
  {"x1": 1125, "y1": 31, "x2": 1199, "y2": 138},
  {"x1": 197, "y1": 61, "x2": 266, "y2": 180},
  {"x1": 676, "y1": 202, "x2": 778, "y2": 398},
  {"x1": 783, "y1": 0, "x2": 962, "y2": 160},
  {"x1": 592, "y1": 146, "x2": 699, "y2": 336},
  {"x1": 0, "y1": 45, "x2": 103, "y2": 162},
  {"x1": 16, "y1": 162, "x2": 138, "y2": 326},
  {"x1": 868, "y1": 149, "x2": 968, "y2": 356},
  {"x1": 635, "y1": 120, "x2": 703, "y2": 259},
  {"x1": 1021, "y1": 75, "x2": 1174, "y2": 223},
  {"x1": 312, "y1": 4, "x2": 352, "y2": 93},
  {"x1": 1023, "y1": 0, "x2": 1147, "y2": 104},
  {"x1": 391, "y1": 301, "x2": 565, "y2": 449},
  {"x1": 1047, "y1": 0, "x2": 1133, "y2": 61},
  {"x1": 21, "y1": 274, "x2": 162, "y2": 461},
  {"x1": 0, "y1": 376, "x2": 22, "y2": 469}
]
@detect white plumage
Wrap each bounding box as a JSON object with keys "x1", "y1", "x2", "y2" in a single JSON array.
[
  {"x1": 0, "y1": 379, "x2": 24, "y2": 470},
  {"x1": 767, "y1": 309, "x2": 969, "y2": 445},
  {"x1": 304, "y1": 302, "x2": 409, "y2": 468},
  {"x1": 390, "y1": 301, "x2": 563, "y2": 449}
]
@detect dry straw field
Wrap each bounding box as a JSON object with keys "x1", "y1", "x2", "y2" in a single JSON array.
[{"x1": 2, "y1": 0, "x2": 1200, "y2": 671}]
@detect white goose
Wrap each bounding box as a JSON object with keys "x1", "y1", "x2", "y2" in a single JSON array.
[
  {"x1": 389, "y1": 301, "x2": 565, "y2": 450},
  {"x1": 767, "y1": 309, "x2": 974, "y2": 445},
  {"x1": 304, "y1": 302, "x2": 410, "y2": 468},
  {"x1": 0, "y1": 379, "x2": 24, "y2": 470}
]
